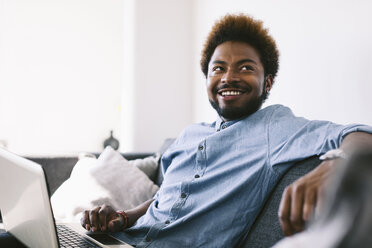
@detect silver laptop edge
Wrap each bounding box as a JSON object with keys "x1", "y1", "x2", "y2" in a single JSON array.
[{"x1": 0, "y1": 148, "x2": 132, "y2": 248}]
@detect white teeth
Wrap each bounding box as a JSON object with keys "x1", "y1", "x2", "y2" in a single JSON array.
[{"x1": 221, "y1": 91, "x2": 242, "y2": 96}]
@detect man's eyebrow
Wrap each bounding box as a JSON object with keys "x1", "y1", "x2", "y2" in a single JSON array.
[
  {"x1": 210, "y1": 59, "x2": 258, "y2": 65},
  {"x1": 237, "y1": 59, "x2": 258, "y2": 65},
  {"x1": 210, "y1": 60, "x2": 227, "y2": 65}
]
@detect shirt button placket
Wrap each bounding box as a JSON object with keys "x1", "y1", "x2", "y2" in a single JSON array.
[{"x1": 196, "y1": 140, "x2": 207, "y2": 176}]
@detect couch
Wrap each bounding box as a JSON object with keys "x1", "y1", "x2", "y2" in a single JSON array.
[{"x1": 0, "y1": 139, "x2": 321, "y2": 247}]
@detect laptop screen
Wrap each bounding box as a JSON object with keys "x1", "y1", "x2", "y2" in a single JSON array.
[{"x1": 0, "y1": 148, "x2": 59, "y2": 248}]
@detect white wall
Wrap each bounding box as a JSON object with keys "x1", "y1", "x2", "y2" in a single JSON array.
[
  {"x1": 0, "y1": 0, "x2": 124, "y2": 155},
  {"x1": 1, "y1": 0, "x2": 371, "y2": 155},
  {"x1": 192, "y1": 0, "x2": 372, "y2": 126},
  {"x1": 121, "y1": 0, "x2": 193, "y2": 152},
  {"x1": 0, "y1": 0, "x2": 194, "y2": 155}
]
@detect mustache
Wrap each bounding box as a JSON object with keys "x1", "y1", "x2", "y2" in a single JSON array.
[{"x1": 214, "y1": 83, "x2": 252, "y2": 93}]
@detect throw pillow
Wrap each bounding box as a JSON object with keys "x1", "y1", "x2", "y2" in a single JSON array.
[
  {"x1": 51, "y1": 147, "x2": 159, "y2": 222},
  {"x1": 128, "y1": 153, "x2": 160, "y2": 182}
]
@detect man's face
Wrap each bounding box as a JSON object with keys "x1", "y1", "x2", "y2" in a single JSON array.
[{"x1": 206, "y1": 41, "x2": 272, "y2": 121}]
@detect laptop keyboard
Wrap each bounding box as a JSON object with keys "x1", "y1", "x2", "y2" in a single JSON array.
[{"x1": 57, "y1": 224, "x2": 100, "y2": 248}]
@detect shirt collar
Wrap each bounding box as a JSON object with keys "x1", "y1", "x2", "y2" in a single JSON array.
[
  {"x1": 215, "y1": 115, "x2": 240, "y2": 132},
  {"x1": 214, "y1": 106, "x2": 267, "y2": 131}
]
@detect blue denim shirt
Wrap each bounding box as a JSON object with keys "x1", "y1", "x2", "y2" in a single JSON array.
[{"x1": 115, "y1": 105, "x2": 372, "y2": 248}]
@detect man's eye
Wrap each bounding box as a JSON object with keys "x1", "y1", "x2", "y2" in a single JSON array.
[
  {"x1": 213, "y1": 66, "x2": 224, "y2": 72},
  {"x1": 241, "y1": 66, "x2": 254, "y2": 71}
]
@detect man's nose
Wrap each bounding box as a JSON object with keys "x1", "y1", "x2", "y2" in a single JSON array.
[{"x1": 221, "y1": 69, "x2": 240, "y2": 83}]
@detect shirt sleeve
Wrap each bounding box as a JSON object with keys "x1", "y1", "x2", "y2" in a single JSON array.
[{"x1": 268, "y1": 105, "x2": 372, "y2": 167}]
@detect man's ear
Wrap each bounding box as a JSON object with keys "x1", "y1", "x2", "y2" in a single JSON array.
[{"x1": 265, "y1": 74, "x2": 273, "y2": 93}]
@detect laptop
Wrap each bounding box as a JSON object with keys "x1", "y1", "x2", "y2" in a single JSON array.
[{"x1": 0, "y1": 148, "x2": 133, "y2": 248}]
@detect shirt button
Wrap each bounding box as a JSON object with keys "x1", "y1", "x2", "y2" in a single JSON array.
[
  {"x1": 198, "y1": 145, "x2": 204, "y2": 151},
  {"x1": 165, "y1": 220, "x2": 170, "y2": 224},
  {"x1": 194, "y1": 174, "x2": 200, "y2": 178},
  {"x1": 145, "y1": 237, "x2": 151, "y2": 242},
  {"x1": 181, "y1": 193, "x2": 187, "y2": 198},
  {"x1": 222, "y1": 125, "x2": 226, "y2": 129}
]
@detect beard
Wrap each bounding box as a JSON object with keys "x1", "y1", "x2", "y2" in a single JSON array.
[{"x1": 209, "y1": 87, "x2": 268, "y2": 121}]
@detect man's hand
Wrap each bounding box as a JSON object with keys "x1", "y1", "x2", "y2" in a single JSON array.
[
  {"x1": 80, "y1": 204, "x2": 125, "y2": 232},
  {"x1": 80, "y1": 199, "x2": 154, "y2": 233},
  {"x1": 278, "y1": 159, "x2": 338, "y2": 236}
]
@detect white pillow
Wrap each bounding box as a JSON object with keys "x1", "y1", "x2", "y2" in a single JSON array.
[
  {"x1": 51, "y1": 146, "x2": 159, "y2": 222},
  {"x1": 78, "y1": 151, "x2": 160, "y2": 181},
  {"x1": 129, "y1": 153, "x2": 160, "y2": 181}
]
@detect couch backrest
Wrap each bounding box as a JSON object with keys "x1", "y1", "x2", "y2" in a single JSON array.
[{"x1": 239, "y1": 156, "x2": 321, "y2": 248}]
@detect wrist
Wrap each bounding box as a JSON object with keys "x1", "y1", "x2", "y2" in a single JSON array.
[
  {"x1": 116, "y1": 211, "x2": 128, "y2": 229},
  {"x1": 320, "y1": 149, "x2": 347, "y2": 161}
]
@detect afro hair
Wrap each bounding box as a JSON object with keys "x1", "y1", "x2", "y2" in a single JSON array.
[{"x1": 201, "y1": 14, "x2": 279, "y2": 80}]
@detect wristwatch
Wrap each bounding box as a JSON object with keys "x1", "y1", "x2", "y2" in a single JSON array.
[{"x1": 319, "y1": 149, "x2": 347, "y2": 160}]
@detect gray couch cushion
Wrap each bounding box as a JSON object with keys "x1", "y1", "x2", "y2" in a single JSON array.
[
  {"x1": 29, "y1": 157, "x2": 78, "y2": 196},
  {"x1": 155, "y1": 138, "x2": 176, "y2": 186},
  {"x1": 239, "y1": 156, "x2": 321, "y2": 248}
]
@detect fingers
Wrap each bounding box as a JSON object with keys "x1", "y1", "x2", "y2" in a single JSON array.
[
  {"x1": 302, "y1": 189, "x2": 316, "y2": 222},
  {"x1": 99, "y1": 207, "x2": 108, "y2": 232},
  {"x1": 80, "y1": 210, "x2": 90, "y2": 230},
  {"x1": 278, "y1": 187, "x2": 295, "y2": 236},
  {"x1": 80, "y1": 205, "x2": 119, "y2": 232},
  {"x1": 315, "y1": 187, "x2": 325, "y2": 218},
  {"x1": 289, "y1": 185, "x2": 305, "y2": 233},
  {"x1": 89, "y1": 206, "x2": 101, "y2": 232},
  {"x1": 279, "y1": 183, "x2": 309, "y2": 236},
  {"x1": 278, "y1": 165, "x2": 331, "y2": 237},
  {"x1": 108, "y1": 215, "x2": 124, "y2": 232}
]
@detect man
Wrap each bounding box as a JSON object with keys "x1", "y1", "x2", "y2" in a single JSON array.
[{"x1": 81, "y1": 14, "x2": 372, "y2": 247}]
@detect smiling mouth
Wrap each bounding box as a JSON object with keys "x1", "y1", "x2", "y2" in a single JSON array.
[
  {"x1": 220, "y1": 90, "x2": 243, "y2": 96},
  {"x1": 217, "y1": 88, "x2": 247, "y2": 97}
]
